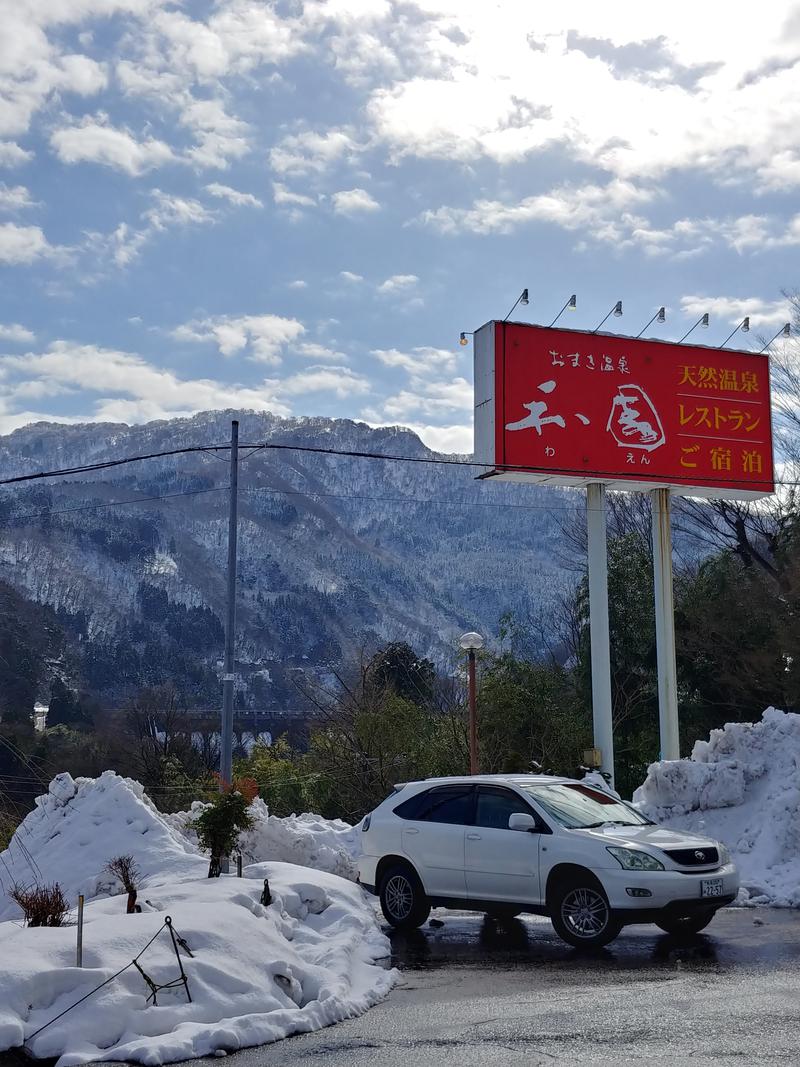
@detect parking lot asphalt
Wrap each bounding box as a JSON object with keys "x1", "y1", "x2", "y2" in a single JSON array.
[{"x1": 227, "y1": 906, "x2": 800, "y2": 1067}]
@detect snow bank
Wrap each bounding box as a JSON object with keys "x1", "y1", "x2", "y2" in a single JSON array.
[
  {"x1": 168, "y1": 800, "x2": 361, "y2": 882},
  {"x1": 0, "y1": 862, "x2": 396, "y2": 1065},
  {"x1": 0, "y1": 774, "x2": 362, "y2": 924},
  {"x1": 0, "y1": 772, "x2": 206, "y2": 920},
  {"x1": 634, "y1": 708, "x2": 800, "y2": 906}
]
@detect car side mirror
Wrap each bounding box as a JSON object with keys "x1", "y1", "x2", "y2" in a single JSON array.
[{"x1": 508, "y1": 812, "x2": 537, "y2": 833}]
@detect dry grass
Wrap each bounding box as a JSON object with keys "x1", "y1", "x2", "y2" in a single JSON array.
[{"x1": 11, "y1": 882, "x2": 69, "y2": 927}]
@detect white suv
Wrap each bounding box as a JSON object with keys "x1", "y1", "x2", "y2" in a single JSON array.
[{"x1": 357, "y1": 774, "x2": 738, "y2": 948}]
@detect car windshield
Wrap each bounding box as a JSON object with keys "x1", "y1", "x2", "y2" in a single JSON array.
[{"x1": 518, "y1": 783, "x2": 648, "y2": 830}]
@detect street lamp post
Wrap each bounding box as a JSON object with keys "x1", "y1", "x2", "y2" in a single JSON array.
[{"x1": 460, "y1": 632, "x2": 484, "y2": 774}]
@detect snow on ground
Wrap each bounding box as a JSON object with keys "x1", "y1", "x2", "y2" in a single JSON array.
[
  {"x1": 0, "y1": 774, "x2": 393, "y2": 1064},
  {"x1": 0, "y1": 772, "x2": 206, "y2": 920},
  {"x1": 0, "y1": 862, "x2": 396, "y2": 1065},
  {"x1": 634, "y1": 708, "x2": 800, "y2": 907},
  {"x1": 0, "y1": 774, "x2": 362, "y2": 923},
  {"x1": 168, "y1": 800, "x2": 360, "y2": 882}
]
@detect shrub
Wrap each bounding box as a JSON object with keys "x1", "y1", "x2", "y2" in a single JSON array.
[
  {"x1": 104, "y1": 854, "x2": 141, "y2": 893},
  {"x1": 11, "y1": 882, "x2": 69, "y2": 927},
  {"x1": 194, "y1": 784, "x2": 255, "y2": 877}
]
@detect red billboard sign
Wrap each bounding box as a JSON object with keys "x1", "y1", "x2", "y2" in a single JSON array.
[{"x1": 473, "y1": 321, "x2": 774, "y2": 499}]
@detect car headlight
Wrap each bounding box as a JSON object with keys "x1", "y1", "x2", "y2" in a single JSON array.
[
  {"x1": 606, "y1": 846, "x2": 665, "y2": 871},
  {"x1": 718, "y1": 842, "x2": 731, "y2": 864}
]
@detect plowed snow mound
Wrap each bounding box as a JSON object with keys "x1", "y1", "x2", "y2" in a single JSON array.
[
  {"x1": 1, "y1": 773, "x2": 362, "y2": 923},
  {"x1": 0, "y1": 772, "x2": 205, "y2": 920},
  {"x1": 634, "y1": 708, "x2": 800, "y2": 906},
  {"x1": 167, "y1": 800, "x2": 360, "y2": 881},
  {"x1": 0, "y1": 863, "x2": 396, "y2": 1065}
]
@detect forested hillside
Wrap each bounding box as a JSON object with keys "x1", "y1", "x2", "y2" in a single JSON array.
[{"x1": 0, "y1": 410, "x2": 573, "y2": 711}]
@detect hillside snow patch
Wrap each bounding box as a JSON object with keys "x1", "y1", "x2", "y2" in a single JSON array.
[
  {"x1": 0, "y1": 863, "x2": 396, "y2": 1065},
  {"x1": 634, "y1": 708, "x2": 800, "y2": 906}
]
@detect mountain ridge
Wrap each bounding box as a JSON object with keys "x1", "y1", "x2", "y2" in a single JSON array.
[{"x1": 0, "y1": 410, "x2": 574, "y2": 710}]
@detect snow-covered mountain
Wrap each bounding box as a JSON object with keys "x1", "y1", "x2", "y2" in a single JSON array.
[{"x1": 0, "y1": 411, "x2": 575, "y2": 707}]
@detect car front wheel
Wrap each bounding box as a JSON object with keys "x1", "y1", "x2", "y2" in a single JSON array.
[
  {"x1": 379, "y1": 864, "x2": 431, "y2": 930},
  {"x1": 656, "y1": 909, "x2": 716, "y2": 936},
  {"x1": 550, "y1": 880, "x2": 621, "y2": 948}
]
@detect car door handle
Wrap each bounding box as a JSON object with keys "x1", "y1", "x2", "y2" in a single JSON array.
[
  {"x1": 404, "y1": 827, "x2": 420, "y2": 835},
  {"x1": 466, "y1": 833, "x2": 481, "y2": 840}
]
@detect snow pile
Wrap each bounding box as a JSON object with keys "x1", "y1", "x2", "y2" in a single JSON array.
[
  {"x1": 634, "y1": 708, "x2": 800, "y2": 906},
  {"x1": 168, "y1": 800, "x2": 361, "y2": 882},
  {"x1": 0, "y1": 772, "x2": 206, "y2": 920},
  {"x1": 0, "y1": 774, "x2": 363, "y2": 924},
  {"x1": 0, "y1": 862, "x2": 396, "y2": 1065}
]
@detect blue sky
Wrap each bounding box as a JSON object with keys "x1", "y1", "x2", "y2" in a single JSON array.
[{"x1": 1, "y1": 0, "x2": 799, "y2": 451}]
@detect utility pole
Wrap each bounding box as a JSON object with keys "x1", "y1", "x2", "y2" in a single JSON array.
[
  {"x1": 220, "y1": 419, "x2": 239, "y2": 797},
  {"x1": 586, "y1": 483, "x2": 615, "y2": 786},
  {"x1": 651, "y1": 488, "x2": 680, "y2": 760}
]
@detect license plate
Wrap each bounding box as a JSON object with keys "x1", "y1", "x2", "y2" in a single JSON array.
[{"x1": 701, "y1": 878, "x2": 724, "y2": 898}]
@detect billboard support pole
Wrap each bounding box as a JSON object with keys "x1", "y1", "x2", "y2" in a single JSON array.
[
  {"x1": 651, "y1": 488, "x2": 680, "y2": 761},
  {"x1": 586, "y1": 483, "x2": 615, "y2": 786}
]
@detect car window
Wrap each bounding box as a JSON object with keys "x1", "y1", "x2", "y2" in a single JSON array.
[
  {"x1": 475, "y1": 788, "x2": 532, "y2": 830},
  {"x1": 393, "y1": 791, "x2": 432, "y2": 820},
  {"x1": 519, "y1": 783, "x2": 648, "y2": 829},
  {"x1": 395, "y1": 785, "x2": 474, "y2": 824},
  {"x1": 426, "y1": 786, "x2": 474, "y2": 825}
]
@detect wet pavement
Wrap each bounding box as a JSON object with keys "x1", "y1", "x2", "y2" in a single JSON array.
[{"x1": 226, "y1": 906, "x2": 800, "y2": 1066}]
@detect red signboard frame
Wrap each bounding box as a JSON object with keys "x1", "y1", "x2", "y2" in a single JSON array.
[{"x1": 473, "y1": 321, "x2": 774, "y2": 500}]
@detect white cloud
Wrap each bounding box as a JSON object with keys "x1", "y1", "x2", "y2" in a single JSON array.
[
  {"x1": 50, "y1": 116, "x2": 175, "y2": 175},
  {"x1": 381, "y1": 377, "x2": 472, "y2": 419},
  {"x1": 173, "y1": 313, "x2": 305, "y2": 363},
  {"x1": 0, "y1": 183, "x2": 37, "y2": 211},
  {"x1": 0, "y1": 341, "x2": 292, "y2": 427},
  {"x1": 0, "y1": 142, "x2": 33, "y2": 167},
  {"x1": 421, "y1": 179, "x2": 653, "y2": 238},
  {"x1": 358, "y1": 2, "x2": 800, "y2": 193},
  {"x1": 287, "y1": 279, "x2": 308, "y2": 289},
  {"x1": 205, "y1": 182, "x2": 263, "y2": 208},
  {"x1": 627, "y1": 212, "x2": 800, "y2": 257},
  {"x1": 269, "y1": 128, "x2": 359, "y2": 176},
  {"x1": 272, "y1": 182, "x2": 317, "y2": 208},
  {"x1": 0, "y1": 322, "x2": 35, "y2": 343},
  {"x1": 87, "y1": 188, "x2": 216, "y2": 269},
  {"x1": 377, "y1": 273, "x2": 418, "y2": 293},
  {"x1": 360, "y1": 410, "x2": 472, "y2": 454},
  {"x1": 294, "y1": 342, "x2": 348, "y2": 362},
  {"x1": 373, "y1": 345, "x2": 457, "y2": 375},
  {"x1": 339, "y1": 270, "x2": 364, "y2": 283},
  {"x1": 331, "y1": 187, "x2": 380, "y2": 215},
  {"x1": 277, "y1": 365, "x2": 370, "y2": 398},
  {"x1": 680, "y1": 294, "x2": 792, "y2": 328},
  {"x1": 0, "y1": 222, "x2": 60, "y2": 265},
  {"x1": 144, "y1": 4, "x2": 306, "y2": 82},
  {"x1": 143, "y1": 189, "x2": 214, "y2": 230},
  {"x1": 404, "y1": 421, "x2": 472, "y2": 454},
  {"x1": 180, "y1": 98, "x2": 250, "y2": 169}
]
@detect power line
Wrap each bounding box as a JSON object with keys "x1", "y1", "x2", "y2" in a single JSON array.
[
  {"x1": 1, "y1": 438, "x2": 794, "y2": 493},
  {"x1": 0, "y1": 441, "x2": 477, "y2": 487}
]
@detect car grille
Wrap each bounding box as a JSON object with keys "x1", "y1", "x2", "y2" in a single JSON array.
[{"x1": 664, "y1": 846, "x2": 719, "y2": 866}]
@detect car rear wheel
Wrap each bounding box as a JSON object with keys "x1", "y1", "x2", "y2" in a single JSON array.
[
  {"x1": 379, "y1": 864, "x2": 431, "y2": 930},
  {"x1": 656, "y1": 909, "x2": 716, "y2": 936},
  {"x1": 550, "y1": 879, "x2": 621, "y2": 948}
]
